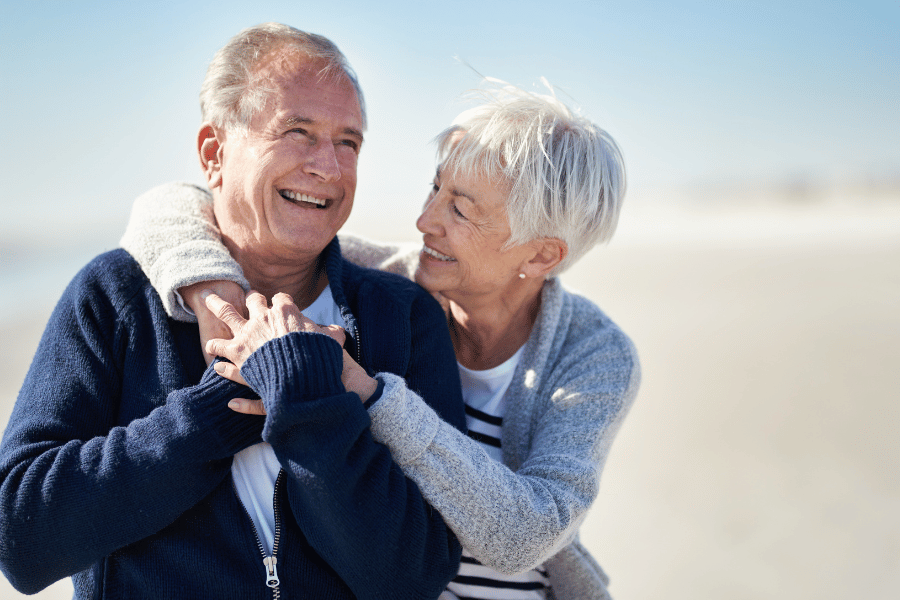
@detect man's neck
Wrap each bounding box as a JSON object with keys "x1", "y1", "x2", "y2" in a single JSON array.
[{"x1": 230, "y1": 244, "x2": 329, "y2": 311}]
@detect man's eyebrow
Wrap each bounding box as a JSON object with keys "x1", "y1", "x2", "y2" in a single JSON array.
[
  {"x1": 343, "y1": 126, "x2": 364, "y2": 143},
  {"x1": 282, "y1": 116, "x2": 364, "y2": 142},
  {"x1": 282, "y1": 116, "x2": 312, "y2": 128}
]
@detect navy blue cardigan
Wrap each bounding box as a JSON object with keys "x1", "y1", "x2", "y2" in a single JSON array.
[{"x1": 0, "y1": 239, "x2": 464, "y2": 599}]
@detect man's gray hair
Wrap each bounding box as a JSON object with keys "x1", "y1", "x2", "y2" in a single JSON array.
[
  {"x1": 200, "y1": 22, "x2": 366, "y2": 133},
  {"x1": 435, "y1": 81, "x2": 625, "y2": 276}
]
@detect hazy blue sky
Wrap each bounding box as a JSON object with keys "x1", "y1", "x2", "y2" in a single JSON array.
[{"x1": 1, "y1": 0, "x2": 897, "y2": 246}]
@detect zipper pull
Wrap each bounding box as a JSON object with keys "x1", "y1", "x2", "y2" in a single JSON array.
[{"x1": 263, "y1": 556, "x2": 280, "y2": 588}]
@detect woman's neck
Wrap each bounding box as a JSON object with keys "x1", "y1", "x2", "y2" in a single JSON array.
[{"x1": 448, "y1": 283, "x2": 543, "y2": 371}]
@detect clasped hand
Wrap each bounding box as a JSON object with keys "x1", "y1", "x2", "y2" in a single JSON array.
[{"x1": 201, "y1": 290, "x2": 378, "y2": 413}]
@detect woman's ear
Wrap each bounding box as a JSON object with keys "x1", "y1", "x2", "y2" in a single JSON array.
[
  {"x1": 197, "y1": 123, "x2": 224, "y2": 189},
  {"x1": 521, "y1": 238, "x2": 568, "y2": 279}
]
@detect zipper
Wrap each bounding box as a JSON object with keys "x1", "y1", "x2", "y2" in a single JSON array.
[{"x1": 233, "y1": 469, "x2": 285, "y2": 599}]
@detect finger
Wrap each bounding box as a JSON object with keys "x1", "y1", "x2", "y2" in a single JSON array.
[
  {"x1": 227, "y1": 398, "x2": 267, "y2": 416},
  {"x1": 197, "y1": 304, "x2": 235, "y2": 367},
  {"x1": 244, "y1": 291, "x2": 269, "y2": 316},
  {"x1": 199, "y1": 326, "x2": 232, "y2": 367},
  {"x1": 203, "y1": 293, "x2": 247, "y2": 332},
  {"x1": 206, "y1": 337, "x2": 242, "y2": 365},
  {"x1": 271, "y1": 292, "x2": 295, "y2": 308},
  {"x1": 213, "y1": 360, "x2": 249, "y2": 386},
  {"x1": 271, "y1": 293, "x2": 304, "y2": 335}
]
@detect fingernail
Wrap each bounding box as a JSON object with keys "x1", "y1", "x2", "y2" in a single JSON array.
[
  {"x1": 228, "y1": 399, "x2": 240, "y2": 410},
  {"x1": 214, "y1": 362, "x2": 225, "y2": 373}
]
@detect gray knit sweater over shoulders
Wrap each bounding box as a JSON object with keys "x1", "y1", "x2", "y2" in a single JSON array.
[{"x1": 370, "y1": 278, "x2": 639, "y2": 600}]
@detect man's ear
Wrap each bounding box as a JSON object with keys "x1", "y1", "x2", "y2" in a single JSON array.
[
  {"x1": 197, "y1": 123, "x2": 224, "y2": 190},
  {"x1": 521, "y1": 238, "x2": 568, "y2": 279}
]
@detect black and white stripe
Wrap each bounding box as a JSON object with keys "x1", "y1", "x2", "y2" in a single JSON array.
[{"x1": 442, "y1": 402, "x2": 549, "y2": 600}]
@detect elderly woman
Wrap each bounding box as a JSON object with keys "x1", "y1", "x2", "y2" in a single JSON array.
[{"x1": 121, "y1": 85, "x2": 639, "y2": 600}]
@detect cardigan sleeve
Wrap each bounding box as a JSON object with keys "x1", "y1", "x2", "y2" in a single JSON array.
[
  {"x1": 367, "y1": 315, "x2": 640, "y2": 575},
  {"x1": 239, "y1": 321, "x2": 463, "y2": 599},
  {"x1": 0, "y1": 261, "x2": 262, "y2": 594},
  {"x1": 119, "y1": 182, "x2": 421, "y2": 321},
  {"x1": 119, "y1": 182, "x2": 250, "y2": 322}
]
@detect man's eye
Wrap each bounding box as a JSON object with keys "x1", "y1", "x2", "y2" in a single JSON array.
[
  {"x1": 451, "y1": 201, "x2": 465, "y2": 219},
  {"x1": 339, "y1": 139, "x2": 359, "y2": 151}
]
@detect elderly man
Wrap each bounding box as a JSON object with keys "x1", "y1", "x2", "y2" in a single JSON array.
[{"x1": 0, "y1": 23, "x2": 464, "y2": 599}]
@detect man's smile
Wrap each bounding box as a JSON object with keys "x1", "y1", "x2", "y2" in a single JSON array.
[{"x1": 279, "y1": 189, "x2": 329, "y2": 209}]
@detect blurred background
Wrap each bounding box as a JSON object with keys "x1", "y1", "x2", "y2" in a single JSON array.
[{"x1": 1, "y1": 1, "x2": 897, "y2": 598}]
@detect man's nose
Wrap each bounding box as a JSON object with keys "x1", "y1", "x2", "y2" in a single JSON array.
[{"x1": 304, "y1": 140, "x2": 341, "y2": 182}]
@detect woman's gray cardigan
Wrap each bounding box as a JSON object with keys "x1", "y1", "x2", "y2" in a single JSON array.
[{"x1": 120, "y1": 183, "x2": 641, "y2": 600}]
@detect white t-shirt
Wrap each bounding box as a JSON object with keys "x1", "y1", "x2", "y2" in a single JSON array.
[{"x1": 230, "y1": 285, "x2": 344, "y2": 554}]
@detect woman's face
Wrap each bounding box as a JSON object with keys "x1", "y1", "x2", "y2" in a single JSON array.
[{"x1": 414, "y1": 166, "x2": 534, "y2": 301}]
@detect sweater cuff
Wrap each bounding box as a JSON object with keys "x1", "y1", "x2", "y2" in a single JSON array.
[
  {"x1": 172, "y1": 362, "x2": 264, "y2": 457},
  {"x1": 363, "y1": 377, "x2": 386, "y2": 409},
  {"x1": 368, "y1": 372, "x2": 441, "y2": 465},
  {"x1": 150, "y1": 241, "x2": 251, "y2": 322},
  {"x1": 240, "y1": 332, "x2": 345, "y2": 406}
]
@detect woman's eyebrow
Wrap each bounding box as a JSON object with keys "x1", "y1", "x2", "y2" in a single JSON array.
[
  {"x1": 436, "y1": 165, "x2": 476, "y2": 203},
  {"x1": 449, "y1": 186, "x2": 476, "y2": 203}
]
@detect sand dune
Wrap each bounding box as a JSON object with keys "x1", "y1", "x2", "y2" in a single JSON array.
[{"x1": 1, "y1": 202, "x2": 897, "y2": 599}]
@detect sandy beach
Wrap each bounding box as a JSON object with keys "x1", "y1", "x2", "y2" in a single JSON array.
[{"x1": 1, "y1": 201, "x2": 898, "y2": 600}]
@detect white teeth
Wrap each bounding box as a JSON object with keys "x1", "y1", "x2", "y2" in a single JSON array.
[
  {"x1": 281, "y1": 190, "x2": 326, "y2": 207},
  {"x1": 423, "y1": 245, "x2": 455, "y2": 261}
]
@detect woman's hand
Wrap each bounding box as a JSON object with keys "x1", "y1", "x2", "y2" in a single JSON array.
[
  {"x1": 339, "y1": 349, "x2": 380, "y2": 404},
  {"x1": 180, "y1": 281, "x2": 247, "y2": 366}
]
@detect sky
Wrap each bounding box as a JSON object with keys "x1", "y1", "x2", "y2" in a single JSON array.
[{"x1": 0, "y1": 0, "x2": 897, "y2": 248}]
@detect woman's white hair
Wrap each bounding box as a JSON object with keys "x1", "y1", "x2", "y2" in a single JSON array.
[
  {"x1": 435, "y1": 80, "x2": 625, "y2": 276},
  {"x1": 199, "y1": 22, "x2": 366, "y2": 133}
]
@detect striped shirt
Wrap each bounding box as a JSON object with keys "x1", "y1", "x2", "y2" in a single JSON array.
[{"x1": 441, "y1": 348, "x2": 550, "y2": 600}]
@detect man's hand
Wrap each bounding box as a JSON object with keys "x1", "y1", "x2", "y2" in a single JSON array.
[
  {"x1": 204, "y1": 291, "x2": 379, "y2": 414},
  {"x1": 180, "y1": 281, "x2": 247, "y2": 366},
  {"x1": 204, "y1": 291, "x2": 345, "y2": 370}
]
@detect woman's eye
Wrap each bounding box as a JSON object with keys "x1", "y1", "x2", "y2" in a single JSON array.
[{"x1": 451, "y1": 201, "x2": 465, "y2": 219}]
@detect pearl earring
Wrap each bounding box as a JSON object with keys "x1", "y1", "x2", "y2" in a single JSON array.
[{"x1": 519, "y1": 273, "x2": 526, "y2": 279}]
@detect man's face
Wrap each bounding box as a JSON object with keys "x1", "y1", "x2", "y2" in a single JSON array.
[{"x1": 211, "y1": 50, "x2": 363, "y2": 266}]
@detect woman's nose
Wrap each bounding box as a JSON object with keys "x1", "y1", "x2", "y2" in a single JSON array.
[{"x1": 416, "y1": 195, "x2": 441, "y2": 235}]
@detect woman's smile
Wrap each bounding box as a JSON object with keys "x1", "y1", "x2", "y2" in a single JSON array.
[{"x1": 422, "y1": 245, "x2": 456, "y2": 262}]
